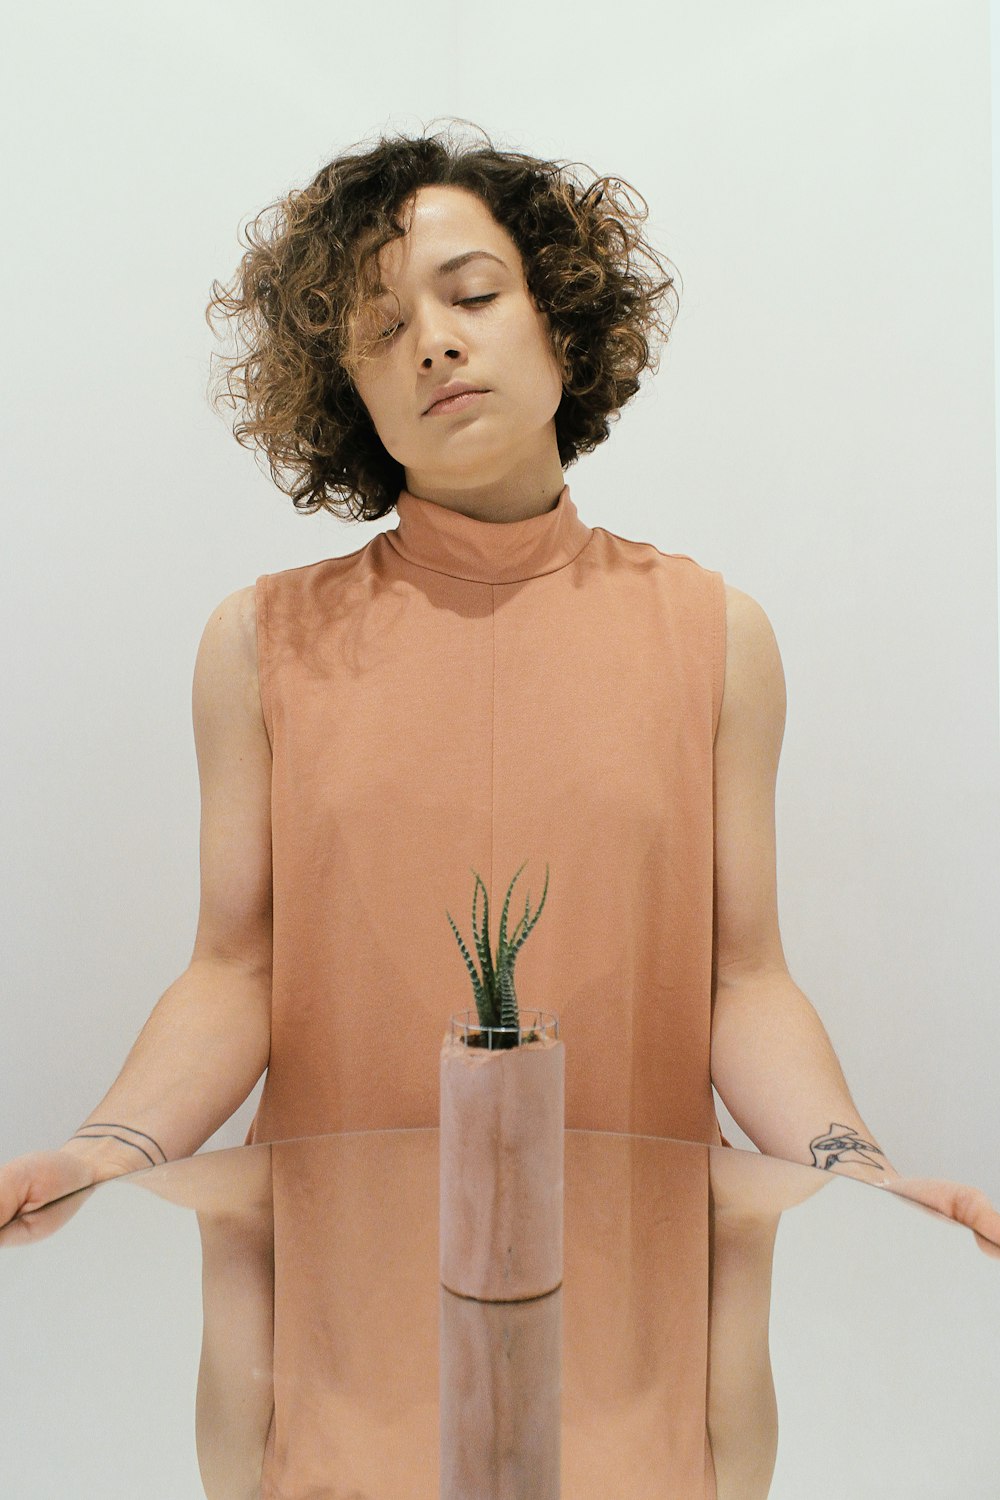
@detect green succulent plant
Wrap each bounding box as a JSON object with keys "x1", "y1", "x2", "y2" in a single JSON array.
[{"x1": 446, "y1": 860, "x2": 550, "y2": 1049}]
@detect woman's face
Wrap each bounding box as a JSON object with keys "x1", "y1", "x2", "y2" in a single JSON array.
[{"x1": 346, "y1": 185, "x2": 565, "y2": 500}]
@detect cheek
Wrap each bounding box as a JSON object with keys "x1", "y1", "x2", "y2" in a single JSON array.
[
  {"x1": 527, "y1": 317, "x2": 565, "y2": 391},
  {"x1": 352, "y1": 369, "x2": 397, "y2": 433},
  {"x1": 522, "y1": 342, "x2": 565, "y2": 410}
]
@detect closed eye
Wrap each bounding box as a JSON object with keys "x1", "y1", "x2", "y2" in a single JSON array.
[{"x1": 378, "y1": 293, "x2": 498, "y2": 341}]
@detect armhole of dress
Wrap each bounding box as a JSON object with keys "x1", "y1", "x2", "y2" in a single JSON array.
[
  {"x1": 711, "y1": 569, "x2": 726, "y2": 744},
  {"x1": 254, "y1": 574, "x2": 274, "y2": 755}
]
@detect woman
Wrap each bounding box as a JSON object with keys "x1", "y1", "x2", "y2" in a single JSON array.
[
  {"x1": 211, "y1": 127, "x2": 730, "y2": 1156},
  {"x1": 2, "y1": 121, "x2": 996, "y2": 1498},
  {"x1": 209, "y1": 122, "x2": 748, "y2": 1494}
]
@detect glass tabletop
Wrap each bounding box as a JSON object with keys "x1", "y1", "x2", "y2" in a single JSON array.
[{"x1": 1, "y1": 1129, "x2": 997, "y2": 1499}]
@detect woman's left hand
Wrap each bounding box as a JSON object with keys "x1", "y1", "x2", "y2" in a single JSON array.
[{"x1": 874, "y1": 1175, "x2": 1000, "y2": 1259}]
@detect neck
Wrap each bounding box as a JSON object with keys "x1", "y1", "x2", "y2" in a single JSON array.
[{"x1": 399, "y1": 471, "x2": 567, "y2": 525}]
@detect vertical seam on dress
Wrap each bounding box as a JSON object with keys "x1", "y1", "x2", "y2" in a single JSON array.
[{"x1": 489, "y1": 582, "x2": 496, "y2": 919}]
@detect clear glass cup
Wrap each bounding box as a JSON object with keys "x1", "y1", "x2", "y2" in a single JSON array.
[{"x1": 447, "y1": 1007, "x2": 560, "y2": 1051}]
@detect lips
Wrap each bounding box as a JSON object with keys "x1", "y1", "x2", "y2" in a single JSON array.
[
  {"x1": 429, "y1": 391, "x2": 487, "y2": 416},
  {"x1": 425, "y1": 383, "x2": 489, "y2": 413}
]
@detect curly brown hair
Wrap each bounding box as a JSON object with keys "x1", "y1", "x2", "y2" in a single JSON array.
[{"x1": 205, "y1": 118, "x2": 682, "y2": 523}]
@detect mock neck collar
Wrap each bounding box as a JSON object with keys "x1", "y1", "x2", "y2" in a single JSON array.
[{"x1": 383, "y1": 483, "x2": 593, "y2": 583}]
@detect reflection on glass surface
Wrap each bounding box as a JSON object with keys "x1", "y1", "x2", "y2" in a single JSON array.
[{"x1": 1, "y1": 1131, "x2": 998, "y2": 1498}]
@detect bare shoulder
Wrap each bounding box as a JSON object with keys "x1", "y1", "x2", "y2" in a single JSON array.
[
  {"x1": 190, "y1": 582, "x2": 272, "y2": 976},
  {"x1": 718, "y1": 584, "x2": 786, "y2": 734},
  {"x1": 230, "y1": 583, "x2": 260, "y2": 668},
  {"x1": 722, "y1": 583, "x2": 782, "y2": 655},
  {"x1": 724, "y1": 581, "x2": 769, "y2": 621},
  {"x1": 233, "y1": 584, "x2": 265, "y2": 724},
  {"x1": 194, "y1": 584, "x2": 265, "y2": 729}
]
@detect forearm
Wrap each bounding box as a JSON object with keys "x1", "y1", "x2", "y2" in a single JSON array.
[
  {"x1": 710, "y1": 968, "x2": 899, "y2": 1183},
  {"x1": 59, "y1": 958, "x2": 271, "y2": 1178}
]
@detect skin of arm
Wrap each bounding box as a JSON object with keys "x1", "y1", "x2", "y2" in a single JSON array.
[
  {"x1": 708, "y1": 585, "x2": 898, "y2": 1183},
  {"x1": 62, "y1": 584, "x2": 273, "y2": 1177}
]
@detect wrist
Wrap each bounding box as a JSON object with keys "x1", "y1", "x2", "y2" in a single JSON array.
[{"x1": 60, "y1": 1133, "x2": 157, "y2": 1179}]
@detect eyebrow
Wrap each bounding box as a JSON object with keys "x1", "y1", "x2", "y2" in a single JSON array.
[{"x1": 373, "y1": 249, "x2": 508, "y2": 296}]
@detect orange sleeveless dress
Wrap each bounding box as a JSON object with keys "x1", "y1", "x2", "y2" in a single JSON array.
[
  {"x1": 244, "y1": 482, "x2": 732, "y2": 1495},
  {"x1": 246, "y1": 481, "x2": 729, "y2": 1148}
]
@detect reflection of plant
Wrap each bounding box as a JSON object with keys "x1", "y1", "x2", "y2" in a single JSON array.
[{"x1": 446, "y1": 861, "x2": 550, "y2": 1046}]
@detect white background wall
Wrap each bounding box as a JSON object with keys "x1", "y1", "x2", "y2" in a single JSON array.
[
  {"x1": 2, "y1": 0, "x2": 997, "y2": 1198},
  {"x1": 995, "y1": 0, "x2": 1000, "y2": 700}
]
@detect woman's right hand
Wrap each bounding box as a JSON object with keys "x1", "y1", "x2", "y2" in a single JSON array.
[{"x1": 0, "y1": 1145, "x2": 137, "y2": 1244}]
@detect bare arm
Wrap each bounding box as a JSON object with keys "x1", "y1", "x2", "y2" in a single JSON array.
[
  {"x1": 60, "y1": 583, "x2": 273, "y2": 1178},
  {"x1": 709, "y1": 585, "x2": 896, "y2": 1181}
]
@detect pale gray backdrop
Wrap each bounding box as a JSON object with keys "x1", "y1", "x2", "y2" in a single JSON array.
[{"x1": 2, "y1": 0, "x2": 997, "y2": 1208}]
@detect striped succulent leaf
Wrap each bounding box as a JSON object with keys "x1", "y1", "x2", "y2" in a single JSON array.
[{"x1": 447, "y1": 860, "x2": 551, "y2": 1043}]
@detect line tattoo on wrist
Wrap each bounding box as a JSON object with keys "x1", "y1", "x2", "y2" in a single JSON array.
[
  {"x1": 71, "y1": 1123, "x2": 168, "y2": 1168},
  {"x1": 810, "y1": 1123, "x2": 886, "y2": 1173}
]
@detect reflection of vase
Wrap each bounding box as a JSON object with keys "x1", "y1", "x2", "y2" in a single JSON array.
[
  {"x1": 439, "y1": 1009, "x2": 564, "y2": 1302},
  {"x1": 439, "y1": 1282, "x2": 562, "y2": 1500}
]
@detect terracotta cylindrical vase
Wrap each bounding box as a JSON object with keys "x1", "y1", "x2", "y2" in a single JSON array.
[{"x1": 439, "y1": 1009, "x2": 564, "y2": 1302}]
